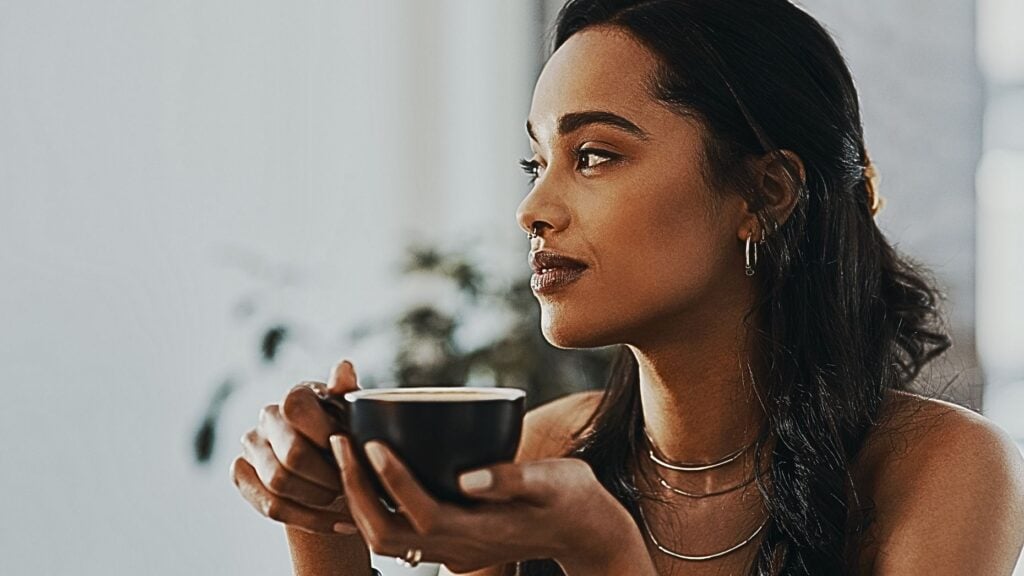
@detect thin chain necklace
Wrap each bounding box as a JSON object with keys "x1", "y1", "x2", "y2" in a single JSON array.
[
  {"x1": 634, "y1": 496, "x2": 765, "y2": 557},
  {"x1": 643, "y1": 425, "x2": 755, "y2": 472},
  {"x1": 632, "y1": 470, "x2": 769, "y2": 562},
  {"x1": 651, "y1": 462, "x2": 762, "y2": 498}
]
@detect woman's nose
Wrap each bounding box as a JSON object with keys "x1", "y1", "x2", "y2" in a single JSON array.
[{"x1": 515, "y1": 176, "x2": 570, "y2": 238}]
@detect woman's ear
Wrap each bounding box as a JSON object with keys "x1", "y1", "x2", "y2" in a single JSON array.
[{"x1": 737, "y1": 149, "x2": 805, "y2": 241}]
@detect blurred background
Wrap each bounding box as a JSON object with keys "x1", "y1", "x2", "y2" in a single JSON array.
[{"x1": 1, "y1": 0, "x2": 1021, "y2": 574}]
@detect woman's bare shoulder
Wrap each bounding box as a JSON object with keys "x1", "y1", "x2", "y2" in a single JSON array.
[
  {"x1": 856, "y1": 389, "x2": 1022, "y2": 496},
  {"x1": 515, "y1": 390, "x2": 605, "y2": 463},
  {"x1": 853, "y1": 389, "x2": 1024, "y2": 574},
  {"x1": 859, "y1": 389, "x2": 1017, "y2": 472}
]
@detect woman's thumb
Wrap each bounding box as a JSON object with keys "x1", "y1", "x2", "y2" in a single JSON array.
[{"x1": 327, "y1": 359, "x2": 359, "y2": 395}]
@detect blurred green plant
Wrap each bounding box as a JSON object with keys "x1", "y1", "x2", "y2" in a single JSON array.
[{"x1": 193, "y1": 245, "x2": 614, "y2": 465}]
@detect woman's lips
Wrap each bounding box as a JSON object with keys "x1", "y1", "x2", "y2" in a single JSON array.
[
  {"x1": 528, "y1": 250, "x2": 589, "y2": 294},
  {"x1": 531, "y1": 266, "x2": 587, "y2": 294}
]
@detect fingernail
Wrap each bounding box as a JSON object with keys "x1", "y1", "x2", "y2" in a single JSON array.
[
  {"x1": 333, "y1": 522, "x2": 358, "y2": 534},
  {"x1": 329, "y1": 435, "x2": 347, "y2": 469},
  {"x1": 459, "y1": 469, "x2": 493, "y2": 493},
  {"x1": 364, "y1": 441, "x2": 387, "y2": 472}
]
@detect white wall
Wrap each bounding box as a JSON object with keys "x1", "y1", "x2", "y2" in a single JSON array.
[
  {"x1": 976, "y1": 3, "x2": 1024, "y2": 568},
  {"x1": 0, "y1": 1, "x2": 536, "y2": 574},
  {"x1": 978, "y1": 0, "x2": 1024, "y2": 436}
]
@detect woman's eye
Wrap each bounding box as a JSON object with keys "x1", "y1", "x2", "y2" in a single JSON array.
[
  {"x1": 576, "y1": 149, "x2": 616, "y2": 170},
  {"x1": 518, "y1": 148, "x2": 617, "y2": 186},
  {"x1": 518, "y1": 158, "x2": 541, "y2": 185}
]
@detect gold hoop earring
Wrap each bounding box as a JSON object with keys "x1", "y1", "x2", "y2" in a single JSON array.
[{"x1": 744, "y1": 232, "x2": 758, "y2": 277}]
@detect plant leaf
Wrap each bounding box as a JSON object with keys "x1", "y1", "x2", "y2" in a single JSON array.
[
  {"x1": 193, "y1": 378, "x2": 238, "y2": 464},
  {"x1": 261, "y1": 325, "x2": 288, "y2": 363}
]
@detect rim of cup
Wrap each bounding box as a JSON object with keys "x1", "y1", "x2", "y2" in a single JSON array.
[{"x1": 343, "y1": 386, "x2": 526, "y2": 402}]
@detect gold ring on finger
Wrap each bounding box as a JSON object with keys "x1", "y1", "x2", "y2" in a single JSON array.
[
  {"x1": 305, "y1": 381, "x2": 329, "y2": 398},
  {"x1": 395, "y1": 547, "x2": 422, "y2": 568}
]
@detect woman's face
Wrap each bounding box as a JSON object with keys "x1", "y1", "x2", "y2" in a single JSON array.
[{"x1": 516, "y1": 27, "x2": 752, "y2": 349}]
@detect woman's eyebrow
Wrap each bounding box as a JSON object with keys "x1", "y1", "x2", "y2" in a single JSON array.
[{"x1": 526, "y1": 110, "x2": 651, "y2": 142}]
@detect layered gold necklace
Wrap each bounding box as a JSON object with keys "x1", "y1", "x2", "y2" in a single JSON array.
[{"x1": 634, "y1": 425, "x2": 770, "y2": 562}]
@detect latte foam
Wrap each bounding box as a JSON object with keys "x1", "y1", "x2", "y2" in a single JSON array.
[{"x1": 345, "y1": 387, "x2": 525, "y2": 402}]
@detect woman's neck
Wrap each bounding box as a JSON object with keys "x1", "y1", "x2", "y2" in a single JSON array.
[
  {"x1": 629, "y1": 338, "x2": 768, "y2": 494},
  {"x1": 627, "y1": 308, "x2": 768, "y2": 472}
]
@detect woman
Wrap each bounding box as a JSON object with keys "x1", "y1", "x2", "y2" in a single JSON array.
[{"x1": 230, "y1": 0, "x2": 1024, "y2": 574}]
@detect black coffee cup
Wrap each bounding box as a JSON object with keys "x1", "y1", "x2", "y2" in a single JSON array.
[{"x1": 316, "y1": 386, "x2": 527, "y2": 507}]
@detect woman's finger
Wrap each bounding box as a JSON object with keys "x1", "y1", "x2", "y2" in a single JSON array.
[
  {"x1": 330, "y1": 435, "x2": 425, "y2": 554},
  {"x1": 258, "y1": 404, "x2": 340, "y2": 491},
  {"x1": 361, "y1": 440, "x2": 448, "y2": 535},
  {"x1": 326, "y1": 359, "x2": 359, "y2": 395},
  {"x1": 279, "y1": 359, "x2": 360, "y2": 449},
  {"x1": 458, "y1": 458, "x2": 596, "y2": 504},
  {"x1": 229, "y1": 455, "x2": 358, "y2": 535},
  {"x1": 280, "y1": 382, "x2": 342, "y2": 450},
  {"x1": 240, "y1": 429, "x2": 340, "y2": 507}
]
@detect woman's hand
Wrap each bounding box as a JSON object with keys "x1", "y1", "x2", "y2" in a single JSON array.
[
  {"x1": 330, "y1": 434, "x2": 656, "y2": 575},
  {"x1": 230, "y1": 360, "x2": 362, "y2": 535}
]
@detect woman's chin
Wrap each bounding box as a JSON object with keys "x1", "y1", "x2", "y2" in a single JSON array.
[{"x1": 540, "y1": 311, "x2": 612, "y2": 349}]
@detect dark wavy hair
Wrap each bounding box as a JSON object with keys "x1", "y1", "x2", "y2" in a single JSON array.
[{"x1": 518, "y1": 1, "x2": 952, "y2": 575}]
